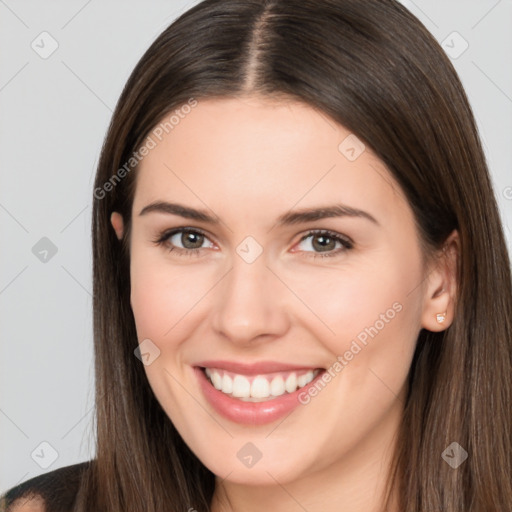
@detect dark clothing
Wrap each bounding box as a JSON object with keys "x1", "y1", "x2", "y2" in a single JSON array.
[{"x1": 1, "y1": 461, "x2": 90, "y2": 512}]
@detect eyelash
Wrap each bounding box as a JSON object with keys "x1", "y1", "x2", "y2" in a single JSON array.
[{"x1": 152, "y1": 228, "x2": 353, "y2": 259}]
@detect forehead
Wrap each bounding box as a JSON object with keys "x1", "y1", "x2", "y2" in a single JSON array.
[{"x1": 133, "y1": 96, "x2": 408, "y2": 227}]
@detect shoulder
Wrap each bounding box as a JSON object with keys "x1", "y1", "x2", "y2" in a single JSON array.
[{"x1": 1, "y1": 460, "x2": 92, "y2": 512}]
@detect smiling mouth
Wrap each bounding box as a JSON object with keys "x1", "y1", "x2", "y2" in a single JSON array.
[{"x1": 201, "y1": 367, "x2": 323, "y2": 402}]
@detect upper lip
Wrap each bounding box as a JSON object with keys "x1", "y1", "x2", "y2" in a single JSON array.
[{"x1": 195, "y1": 360, "x2": 323, "y2": 375}]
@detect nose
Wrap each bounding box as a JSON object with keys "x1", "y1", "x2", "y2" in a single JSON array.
[{"x1": 211, "y1": 252, "x2": 290, "y2": 346}]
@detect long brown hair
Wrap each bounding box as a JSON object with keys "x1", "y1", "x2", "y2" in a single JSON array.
[{"x1": 76, "y1": 0, "x2": 512, "y2": 510}]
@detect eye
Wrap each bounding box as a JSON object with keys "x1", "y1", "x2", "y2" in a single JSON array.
[
  {"x1": 295, "y1": 229, "x2": 353, "y2": 259},
  {"x1": 153, "y1": 228, "x2": 215, "y2": 257},
  {"x1": 153, "y1": 227, "x2": 353, "y2": 259}
]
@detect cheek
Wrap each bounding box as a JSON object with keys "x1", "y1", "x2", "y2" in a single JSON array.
[
  {"x1": 280, "y1": 249, "x2": 423, "y2": 357},
  {"x1": 129, "y1": 243, "x2": 210, "y2": 341},
  {"x1": 128, "y1": 251, "x2": 210, "y2": 414},
  {"x1": 338, "y1": 255, "x2": 423, "y2": 409},
  {"x1": 277, "y1": 248, "x2": 424, "y2": 418}
]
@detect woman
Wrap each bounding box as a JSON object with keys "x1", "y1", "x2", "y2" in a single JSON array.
[{"x1": 3, "y1": 0, "x2": 511, "y2": 510}]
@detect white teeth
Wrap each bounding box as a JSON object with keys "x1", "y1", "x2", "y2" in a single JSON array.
[
  {"x1": 251, "y1": 376, "x2": 270, "y2": 398},
  {"x1": 204, "y1": 368, "x2": 318, "y2": 400},
  {"x1": 270, "y1": 376, "x2": 285, "y2": 397},
  {"x1": 232, "y1": 375, "x2": 251, "y2": 397},
  {"x1": 221, "y1": 373, "x2": 233, "y2": 394},
  {"x1": 285, "y1": 373, "x2": 297, "y2": 393},
  {"x1": 211, "y1": 371, "x2": 222, "y2": 390},
  {"x1": 297, "y1": 370, "x2": 314, "y2": 388}
]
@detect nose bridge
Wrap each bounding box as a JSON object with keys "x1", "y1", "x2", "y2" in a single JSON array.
[{"x1": 212, "y1": 246, "x2": 288, "y2": 344}]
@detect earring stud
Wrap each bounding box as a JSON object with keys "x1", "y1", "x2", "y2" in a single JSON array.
[{"x1": 436, "y1": 312, "x2": 447, "y2": 324}]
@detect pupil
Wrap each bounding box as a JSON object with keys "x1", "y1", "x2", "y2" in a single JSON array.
[
  {"x1": 313, "y1": 235, "x2": 333, "y2": 251},
  {"x1": 184, "y1": 232, "x2": 202, "y2": 248}
]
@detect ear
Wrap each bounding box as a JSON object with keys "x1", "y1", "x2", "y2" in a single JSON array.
[
  {"x1": 420, "y1": 230, "x2": 459, "y2": 332},
  {"x1": 110, "y1": 211, "x2": 124, "y2": 240}
]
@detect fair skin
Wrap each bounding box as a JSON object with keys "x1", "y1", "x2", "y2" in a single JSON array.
[
  {"x1": 9, "y1": 496, "x2": 45, "y2": 512},
  {"x1": 111, "y1": 95, "x2": 458, "y2": 512}
]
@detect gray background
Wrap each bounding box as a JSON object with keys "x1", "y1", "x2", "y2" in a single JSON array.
[{"x1": 1, "y1": 0, "x2": 511, "y2": 493}]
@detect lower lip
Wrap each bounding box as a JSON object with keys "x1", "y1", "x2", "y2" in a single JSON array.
[{"x1": 194, "y1": 366, "x2": 325, "y2": 426}]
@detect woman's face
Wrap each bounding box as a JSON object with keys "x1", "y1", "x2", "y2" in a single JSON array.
[{"x1": 112, "y1": 96, "x2": 448, "y2": 487}]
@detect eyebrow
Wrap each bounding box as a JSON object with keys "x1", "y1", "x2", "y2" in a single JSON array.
[{"x1": 139, "y1": 201, "x2": 379, "y2": 226}]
